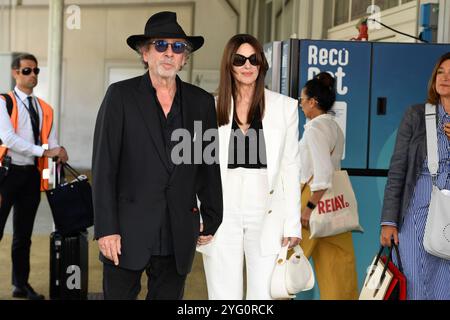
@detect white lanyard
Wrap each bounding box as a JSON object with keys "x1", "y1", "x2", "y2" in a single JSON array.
[{"x1": 13, "y1": 90, "x2": 40, "y2": 117}]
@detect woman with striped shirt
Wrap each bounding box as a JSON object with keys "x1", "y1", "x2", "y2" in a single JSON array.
[{"x1": 380, "y1": 52, "x2": 450, "y2": 300}]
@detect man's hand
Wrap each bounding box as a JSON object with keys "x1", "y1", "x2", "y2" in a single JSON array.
[
  {"x1": 282, "y1": 237, "x2": 301, "y2": 248},
  {"x1": 98, "y1": 234, "x2": 121, "y2": 265},
  {"x1": 197, "y1": 223, "x2": 213, "y2": 246},
  {"x1": 380, "y1": 225, "x2": 398, "y2": 247},
  {"x1": 43, "y1": 146, "x2": 69, "y2": 163}
]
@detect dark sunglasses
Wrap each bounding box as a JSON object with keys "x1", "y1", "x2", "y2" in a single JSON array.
[
  {"x1": 18, "y1": 67, "x2": 40, "y2": 76},
  {"x1": 150, "y1": 40, "x2": 190, "y2": 54},
  {"x1": 232, "y1": 53, "x2": 259, "y2": 67}
]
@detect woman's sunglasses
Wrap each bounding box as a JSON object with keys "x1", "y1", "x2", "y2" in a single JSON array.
[
  {"x1": 18, "y1": 67, "x2": 40, "y2": 76},
  {"x1": 232, "y1": 53, "x2": 259, "y2": 67},
  {"x1": 150, "y1": 40, "x2": 190, "y2": 54}
]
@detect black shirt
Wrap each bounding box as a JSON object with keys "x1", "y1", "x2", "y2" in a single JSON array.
[
  {"x1": 149, "y1": 78, "x2": 183, "y2": 256},
  {"x1": 153, "y1": 81, "x2": 183, "y2": 173},
  {"x1": 228, "y1": 111, "x2": 267, "y2": 169}
]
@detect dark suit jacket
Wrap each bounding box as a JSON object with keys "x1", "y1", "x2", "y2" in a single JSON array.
[
  {"x1": 381, "y1": 104, "x2": 434, "y2": 230},
  {"x1": 92, "y1": 73, "x2": 223, "y2": 274}
]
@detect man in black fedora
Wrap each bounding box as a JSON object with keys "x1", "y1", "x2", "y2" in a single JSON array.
[{"x1": 92, "y1": 11, "x2": 223, "y2": 300}]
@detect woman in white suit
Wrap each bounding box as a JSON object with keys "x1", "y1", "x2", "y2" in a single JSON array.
[{"x1": 197, "y1": 34, "x2": 301, "y2": 300}]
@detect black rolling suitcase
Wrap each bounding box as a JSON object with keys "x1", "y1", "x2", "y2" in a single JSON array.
[
  {"x1": 50, "y1": 231, "x2": 89, "y2": 300},
  {"x1": 48, "y1": 163, "x2": 89, "y2": 300}
]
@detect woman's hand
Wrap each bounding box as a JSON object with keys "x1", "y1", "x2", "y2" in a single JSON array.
[
  {"x1": 301, "y1": 207, "x2": 312, "y2": 229},
  {"x1": 282, "y1": 237, "x2": 301, "y2": 248},
  {"x1": 197, "y1": 223, "x2": 214, "y2": 246},
  {"x1": 444, "y1": 122, "x2": 450, "y2": 140},
  {"x1": 301, "y1": 190, "x2": 326, "y2": 229},
  {"x1": 380, "y1": 225, "x2": 399, "y2": 247}
]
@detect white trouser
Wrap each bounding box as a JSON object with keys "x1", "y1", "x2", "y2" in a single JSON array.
[{"x1": 202, "y1": 168, "x2": 277, "y2": 300}]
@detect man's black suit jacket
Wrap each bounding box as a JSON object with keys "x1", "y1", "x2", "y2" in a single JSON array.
[{"x1": 92, "y1": 72, "x2": 223, "y2": 275}]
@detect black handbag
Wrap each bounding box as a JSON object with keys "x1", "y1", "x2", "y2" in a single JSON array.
[{"x1": 46, "y1": 163, "x2": 94, "y2": 236}]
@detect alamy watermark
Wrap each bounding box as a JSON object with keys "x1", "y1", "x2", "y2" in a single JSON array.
[
  {"x1": 66, "y1": 5, "x2": 81, "y2": 30},
  {"x1": 170, "y1": 121, "x2": 267, "y2": 166}
]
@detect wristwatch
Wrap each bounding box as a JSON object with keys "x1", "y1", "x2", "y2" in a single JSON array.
[{"x1": 306, "y1": 201, "x2": 316, "y2": 210}]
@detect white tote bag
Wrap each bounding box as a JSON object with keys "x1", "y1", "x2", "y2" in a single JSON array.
[
  {"x1": 423, "y1": 104, "x2": 450, "y2": 260},
  {"x1": 359, "y1": 246, "x2": 394, "y2": 300},
  {"x1": 309, "y1": 170, "x2": 363, "y2": 239},
  {"x1": 270, "y1": 244, "x2": 314, "y2": 299}
]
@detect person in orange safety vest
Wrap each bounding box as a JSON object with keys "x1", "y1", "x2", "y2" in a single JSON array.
[{"x1": 0, "y1": 53, "x2": 68, "y2": 300}]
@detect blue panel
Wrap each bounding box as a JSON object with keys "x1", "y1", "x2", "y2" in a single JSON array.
[
  {"x1": 298, "y1": 40, "x2": 372, "y2": 169},
  {"x1": 420, "y1": 3, "x2": 431, "y2": 26},
  {"x1": 420, "y1": 3, "x2": 438, "y2": 28},
  {"x1": 350, "y1": 176, "x2": 387, "y2": 292},
  {"x1": 420, "y1": 28, "x2": 437, "y2": 44},
  {"x1": 369, "y1": 43, "x2": 450, "y2": 169}
]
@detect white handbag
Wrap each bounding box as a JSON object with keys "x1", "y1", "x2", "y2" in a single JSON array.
[
  {"x1": 270, "y1": 244, "x2": 315, "y2": 299},
  {"x1": 309, "y1": 170, "x2": 363, "y2": 238},
  {"x1": 423, "y1": 104, "x2": 450, "y2": 260}
]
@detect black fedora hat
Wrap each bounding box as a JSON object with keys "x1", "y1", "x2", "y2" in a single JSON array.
[{"x1": 127, "y1": 11, "x2": 204, "y2": 52}]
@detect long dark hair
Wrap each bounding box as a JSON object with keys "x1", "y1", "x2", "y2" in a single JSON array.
[
  {"x1": 217, "y1": 34, "x2": 269, "y2": 126},
  {"x1": 427, "y1": 52, "x2": 450, "y2": 105},
  {"x1": 302, "y1": 72, "x2": 336, "y2": 112}
]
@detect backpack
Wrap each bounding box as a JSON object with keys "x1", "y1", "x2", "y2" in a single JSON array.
[
  {"x1": 0, "y1": 93, "x2": 13, "y2": 117},
  {"x1": 0, "y1": 93, "x2": 14, "y2": 146}
]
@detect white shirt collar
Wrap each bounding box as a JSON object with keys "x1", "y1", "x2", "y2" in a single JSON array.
[
  {"x1": 14, "y1": 86, "x2": 34, "y2": 102},
  {"x1": 304, "y1": 113, "x2": 334, "y2": 129}
]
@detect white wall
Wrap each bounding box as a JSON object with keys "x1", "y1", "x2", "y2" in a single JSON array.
[
  {"x1": 274, "y1": 0, "x2": 296, "y2": 40},
  {"x1": 0, "y1": 2, "x2": 11, "y2": 51},
  {"x1": 438, "y1": 0, "x2": 450, "y2": 43},
  {"x1": 327, "y1": 1, "x2": 418, "y2": 42}
]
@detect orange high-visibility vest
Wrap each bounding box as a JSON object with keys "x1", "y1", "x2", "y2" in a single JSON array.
[{"x1": 0, "y1": 92, "x2": 54, "y2": 191}]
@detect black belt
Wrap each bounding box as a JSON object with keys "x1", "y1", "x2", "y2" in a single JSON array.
[{"x1": 11, "y1": 164, "x2": 37, "y2": 171}]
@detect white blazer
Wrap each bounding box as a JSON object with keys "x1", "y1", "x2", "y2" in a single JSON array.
[{"x1": 197, "y1": 89, "x2": 301, "y2": 257}]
